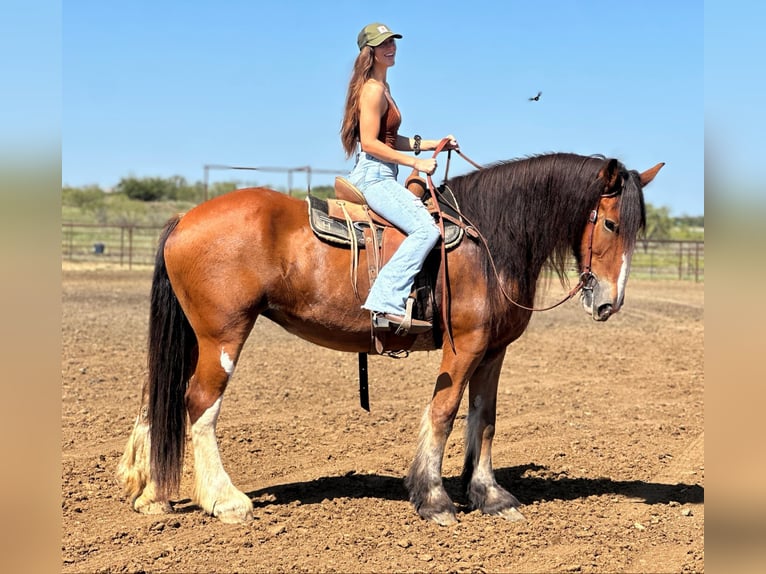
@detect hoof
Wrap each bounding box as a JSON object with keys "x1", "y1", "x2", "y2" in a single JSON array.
[
  {"x1": 134, "y1": 498, "x2": 173, "y2": 515},
  {"x1": 416, "y1": 500, "x2": 458, "y2": 526},
  {"x1": 429, "y1": 510, "x2": 458, "y2": 526},
  {"x1": 211, "y1": 492, "x2": 254, "y2": 524},
  {"x1": 495, "y1": 506, "x2": 525, "y2": 522},
  {"x1": 215, "y1": 507, "x2": 254, "y2": 524}
]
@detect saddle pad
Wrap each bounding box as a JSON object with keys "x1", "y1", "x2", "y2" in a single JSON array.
[{"x1": 307, "y1": 189, "x2": 464, "y2": 249}]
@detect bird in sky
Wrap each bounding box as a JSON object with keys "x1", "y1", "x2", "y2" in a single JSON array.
[{"x1": 528, "y1": 91, "x2": 542, "y2": 101}]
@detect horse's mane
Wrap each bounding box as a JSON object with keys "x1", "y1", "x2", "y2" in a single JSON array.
[{"x1": 445, "y1": 152, "x2": 645, "y2": 310}]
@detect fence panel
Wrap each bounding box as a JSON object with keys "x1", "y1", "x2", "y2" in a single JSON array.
[
  {"x1": 632, "y1": 239, "x2": 704, "y2": 281},
  {"x1": 61, "y1": 223, "x2": 704, "y2": 281},
  {"x1": 62, "y1": 223, "x2": 162, "y2": 268}
]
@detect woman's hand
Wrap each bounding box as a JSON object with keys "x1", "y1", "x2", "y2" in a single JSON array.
[
  {"x1": 414, "y1": 157, "x2": 438, "y2": 175},
  {"x1": 424, "y1": 135, "x2": 459, "y2": 152},
  {"x1": 442, "y1": 134, "x2": 459, "y2": 151}
]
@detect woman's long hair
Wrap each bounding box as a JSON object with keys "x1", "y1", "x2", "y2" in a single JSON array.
[{"x1": 341, "y1": 47, "x2": 375, "y2": 158}]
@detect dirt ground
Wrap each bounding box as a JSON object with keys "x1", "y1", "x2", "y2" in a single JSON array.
[{"x1": 61, "y1": 266, "x2": 704, "y2": 573}]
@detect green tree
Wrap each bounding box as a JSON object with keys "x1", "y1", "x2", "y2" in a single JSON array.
[
  {"x1": 106, "y1": 193, "x2": 150, "y2": 225},
  {"x1": 115, "y1": 176, "x2": 174, "y2": 201},
  {"x1": 643, "y1": 203, "x2": 673, "y2": 240},
  {"x1": 62, "y1": 184, "x2": 105, "y2": 210},
  {"x1": 209, "y1": 181, "x2": 239, "y2": 198}
]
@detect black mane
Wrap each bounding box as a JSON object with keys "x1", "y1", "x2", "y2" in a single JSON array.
[{"x1": 444, "y1": 152, "x2": 645, "y2": 312}]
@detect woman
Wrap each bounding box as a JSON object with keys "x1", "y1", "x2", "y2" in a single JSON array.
[{"x1": 340, "y1": 22, "x2": 458, "y2": 335}]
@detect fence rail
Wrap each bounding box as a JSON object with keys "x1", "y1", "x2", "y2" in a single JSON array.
[{"x1": 61, "y1": 222, "x2": 704, "y2": 281}]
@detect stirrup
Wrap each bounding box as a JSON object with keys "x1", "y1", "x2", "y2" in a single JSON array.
[
  {"x1": 371, "y1": 298, "x2": 430, "y2": 336},
  {"x1": 395, "y1": 297, "x2": 416, "y2": 336}
]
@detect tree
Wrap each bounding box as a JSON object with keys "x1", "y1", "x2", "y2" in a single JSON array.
[
  {"x1": 115, "y1": 176, "x2": 174, "y2": 201},
  {"x1": 62, "y1": 184, "x2": 105, "y2": 211},
  {"x1": 643, "y1": 203, "x2": 673, "y2": 240}
]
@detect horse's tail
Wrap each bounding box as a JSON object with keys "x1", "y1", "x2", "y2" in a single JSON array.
[{"x1": 147, "y1": 214, "x2": 196, "y2": 500}]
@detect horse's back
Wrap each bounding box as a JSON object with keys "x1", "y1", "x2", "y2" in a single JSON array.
[{"x1": 178, "y1": 187, "x2": 305, "y2": 233}]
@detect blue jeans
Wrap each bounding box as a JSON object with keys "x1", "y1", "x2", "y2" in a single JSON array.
[{"x1": 348, "y1": 153, "x2": 441, "y2": 315}]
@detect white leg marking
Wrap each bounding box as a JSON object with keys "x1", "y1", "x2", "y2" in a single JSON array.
[
  {"x1": 220, "y1": 349, "x2": 235, "y2": 377},
  {"x1": 190, "y1": 396, "x2": 253, "y2": 522},
  {"x1": 117, "y1": 409, "x2": 172, "y2": 514},
  {"x1": 117, "y1": 412, "x2": 151, "y2": 502},
  {"x1": 192, "y1": 397, "x2": 229, "y2": 501}
]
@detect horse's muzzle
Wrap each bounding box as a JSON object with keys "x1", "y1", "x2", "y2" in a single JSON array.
[{"x1": 580, "y1": 278, "x2": 617, "y2": 322}]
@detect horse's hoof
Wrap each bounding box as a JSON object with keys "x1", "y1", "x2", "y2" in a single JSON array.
[
  {"x1": 134, "y1": 499, "x2": 173, "y2": 515},
  {"x1": 430, "y1": 510, "x2": 458, "y2": 526},
  {"x1": 417, "y1": 504, "x2": 458, "y2": 526},
  {"x1": 211, "y1": 496, "x2": 254, "y2": 524},
  {"x1": 215, "y1": 508, "x2": 253, "y2": 524},
  {"x1": 495, "y1": 506, "x2": 525, "y2": 522}
]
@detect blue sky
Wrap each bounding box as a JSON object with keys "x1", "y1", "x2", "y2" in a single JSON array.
[{"x1": 61, "y1": 0, "x2": 705, "y2": 215}]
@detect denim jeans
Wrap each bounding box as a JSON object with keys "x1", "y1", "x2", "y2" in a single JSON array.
[{"x1": 348, "y1": 152, "x2": 441, "y2": 315}]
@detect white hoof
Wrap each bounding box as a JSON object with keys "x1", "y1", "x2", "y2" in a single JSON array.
[
  {"x1": 134, "y1": 497, "x2": 173, "y2": 515},
  {"x1": 496, "y1": 506, "x2": 525, "y2": 522},
  {"x1": 430, "y1": 510, "x2": 458, "y2": 526},
  {"x1": 212, "y1": 491, "x2": 254, "y2": 524}
]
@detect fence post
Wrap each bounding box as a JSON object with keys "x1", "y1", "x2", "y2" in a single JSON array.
[
  {"x1": 128, "y1": 226, "x2": 134, "y2": 270},
  {"x1": 120, "y1": 227, "x2": 125, "y2": 267},
  {"x1": 695, "y1": 242, "x2": 700, "y2": 283},
  {"x1": 67, "y1": 224, "x2": 73, "y2": 261}
]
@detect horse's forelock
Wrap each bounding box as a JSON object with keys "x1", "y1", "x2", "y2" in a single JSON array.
[{"x1": 619, "y1": 170, "x2": 646, "y2": 251}]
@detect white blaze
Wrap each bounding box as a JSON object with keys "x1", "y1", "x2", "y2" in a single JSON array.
[{"x1": 616, "y1": 250, "x2": 633, "y2": 310}]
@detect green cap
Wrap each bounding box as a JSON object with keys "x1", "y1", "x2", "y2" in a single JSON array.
[{"x1": 357, "y1": 23, "x2": 402, "y2": 50}]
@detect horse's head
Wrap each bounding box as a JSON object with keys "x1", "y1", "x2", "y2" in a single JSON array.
[{"x1": 580, "y1": 159, "x2": 664, "y2": 321}]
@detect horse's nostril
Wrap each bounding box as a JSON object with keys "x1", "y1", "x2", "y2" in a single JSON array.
[{"x1": 597, "y1": 304, "x2": 612, "y2": 320}]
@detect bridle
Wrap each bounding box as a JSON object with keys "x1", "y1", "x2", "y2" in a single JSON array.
[{"x1": 424, "y1": 138, "x2": 615, "y2": 316}]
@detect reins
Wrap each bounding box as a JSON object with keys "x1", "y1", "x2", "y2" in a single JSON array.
[{"x1": 424, "y1": 138, "x2": 601, "y2": 315}]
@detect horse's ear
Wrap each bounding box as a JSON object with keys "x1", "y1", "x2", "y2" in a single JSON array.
[
  {"x1": 598, "y1": 158, "x2": 621, "y2": 192},
  {"x1": 639, "y1": 162, "x2": 665, "y2": 186}
]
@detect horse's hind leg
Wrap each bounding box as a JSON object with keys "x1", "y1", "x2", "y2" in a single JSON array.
[
  {"x1": 186, "y1": 337, "x2": 254, "y2": 523},
  {"x1": 117, "y1": 385, "x2": 172, "y2": 515},
  {"x1": 461, "y1": 348, "x2": 524, "y2": 521}
]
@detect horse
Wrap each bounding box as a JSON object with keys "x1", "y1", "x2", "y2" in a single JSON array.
[{"x1": 117, "y1": 152, "x2": 663, "y2": 526}]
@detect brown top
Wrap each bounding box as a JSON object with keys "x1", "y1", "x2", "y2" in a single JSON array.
[{"x1": 378, "y1": 91, "x2": 401, "y2": 149}]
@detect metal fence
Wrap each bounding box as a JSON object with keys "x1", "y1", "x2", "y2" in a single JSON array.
[
  {"x1": 61, "y1": 222, "x2": 704, "y2": 281},
  {"x1": 62, "y1": 223, "x2": 162, "y2": 269}
]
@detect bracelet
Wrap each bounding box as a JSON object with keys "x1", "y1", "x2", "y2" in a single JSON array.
[{"x1": 413, "y1": 134, "x2": 421, "y2": 156}]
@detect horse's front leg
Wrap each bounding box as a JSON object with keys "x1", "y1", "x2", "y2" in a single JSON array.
[
  {"x1": 405, "y1": 348, "x2": 483, "y2": 525},
  {"x1": 461, "y1": 348, "x2": 524, "y2": 521},
  {"x1": 186, "y1": 340, "x2": 254, "y2": 524}
]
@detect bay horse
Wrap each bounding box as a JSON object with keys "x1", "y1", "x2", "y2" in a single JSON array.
[{"x1": 118, "y1": 152, "x2": 663, "y2": 525}]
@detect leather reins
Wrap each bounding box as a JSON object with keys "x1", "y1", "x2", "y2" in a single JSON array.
[{"x1": 423, "y1": 138, "x2": 604, "y2": 317}]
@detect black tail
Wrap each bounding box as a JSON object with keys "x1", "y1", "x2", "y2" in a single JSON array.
[{"x1": 147, "y1": 215, "x2": 196, "y2": 499}]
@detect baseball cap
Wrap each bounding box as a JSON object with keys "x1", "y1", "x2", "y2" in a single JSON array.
[{"x1": 357, "y1": 23, "x2": 402, "y2": 50}]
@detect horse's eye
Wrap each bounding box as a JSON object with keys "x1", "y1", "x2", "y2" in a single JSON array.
[{"x1": 604, "y1": 219, "x2": 618, "y2": 233}]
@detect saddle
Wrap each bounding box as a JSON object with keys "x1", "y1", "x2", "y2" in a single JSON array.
[
  {"x1": 307, "y1": 175, "x2": 464, "y2": 251},
  {"x1": 306, "y1": 171, "x2": 469, "y2": 355}
]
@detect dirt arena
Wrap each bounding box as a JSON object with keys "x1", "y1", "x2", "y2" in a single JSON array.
[{"x1": 62, "y1": 266, "x2": 704, "y2": 573}]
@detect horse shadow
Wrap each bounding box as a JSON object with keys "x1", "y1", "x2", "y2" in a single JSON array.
[{"x1": 232, "y1": 464, "x2": 703, "y2": 511}]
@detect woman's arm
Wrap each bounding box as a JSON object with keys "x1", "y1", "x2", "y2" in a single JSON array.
[{"x1": 358, "y1": 82, "x2": 437, "y2": 174}]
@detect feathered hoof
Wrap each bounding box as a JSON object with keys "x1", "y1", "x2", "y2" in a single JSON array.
[
  {"x1": 209, "y1": 489, "x2": 254, "y2": 524},
  {"x1": 213, "y1": 504, "x2": 254, "y2": 524},
  {"x1": 428, "y1": 509, "x2": 458, "y2": 526},
  {"x1": 494, "y1": 506, "x2": 525, "y2": 522},
  {"x1": 134, "y1": 497, "x2": 173, "y2": 515},
  {"x1": 415, "y1": 498, "x2": 458, "y2": 526}
]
